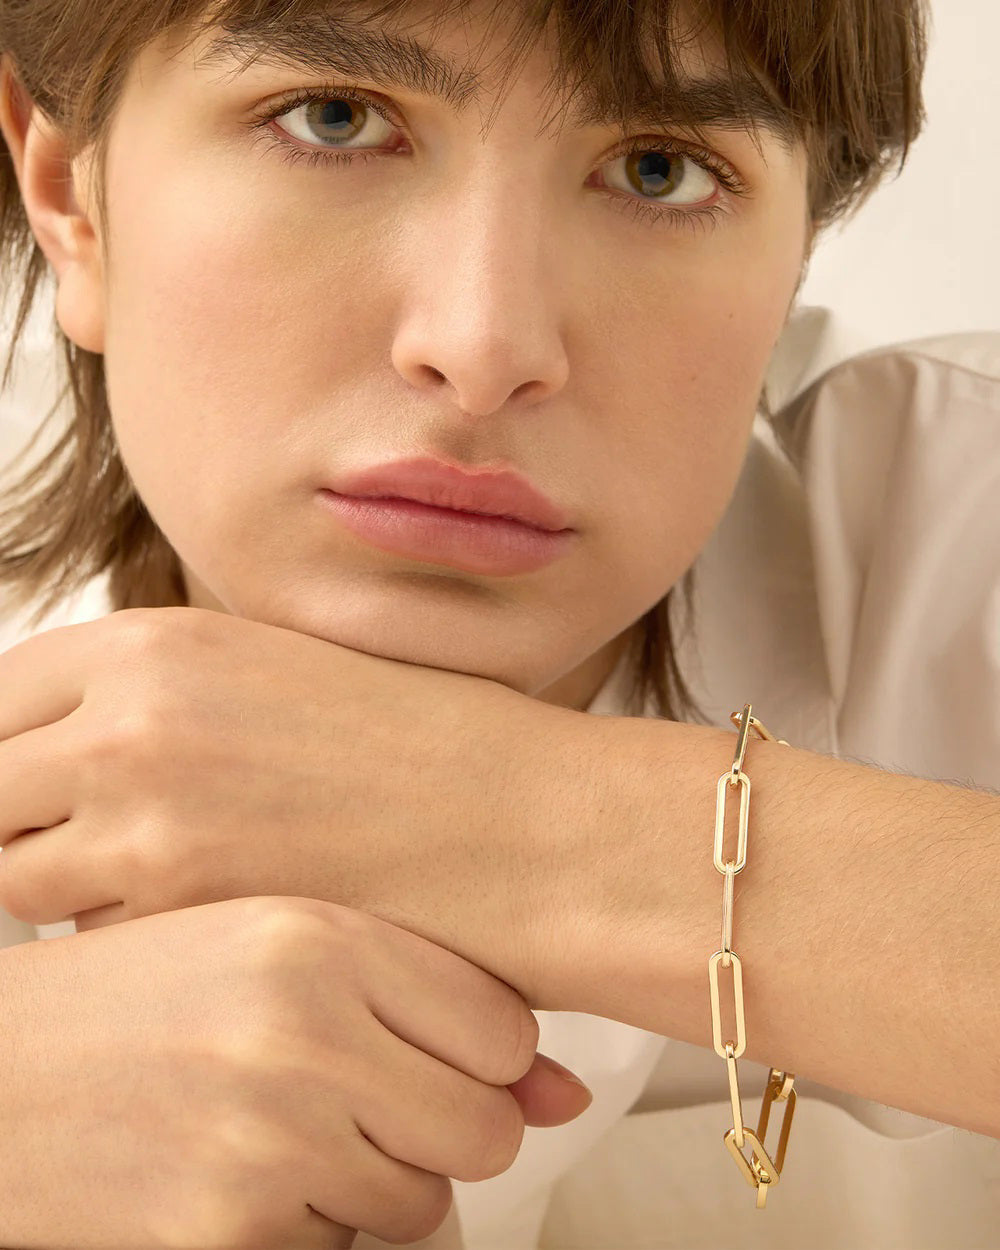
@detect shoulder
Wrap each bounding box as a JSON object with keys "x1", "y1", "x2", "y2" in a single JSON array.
[
  {"x1": 761, "y1": 325, "x2": 1000, "y2": 786},
  {"x1": 767, "y1": 330, "x2": 1000, "y2": 586},
  {"x1": 769, "y1": 330, "x2": 1000, "y2": 472}
]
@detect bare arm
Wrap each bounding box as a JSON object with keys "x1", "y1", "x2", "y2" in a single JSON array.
[{"x1": 527, "y1": 714, "x2": 1000, "y2": 1139}]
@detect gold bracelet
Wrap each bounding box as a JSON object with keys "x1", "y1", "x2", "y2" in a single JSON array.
[{"x1": 708, "y1": 703, "x2": 797, "y2": 1210}]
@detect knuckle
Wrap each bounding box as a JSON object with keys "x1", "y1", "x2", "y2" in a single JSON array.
[
  {"x1": 148, "y1": 1110, "x2": 296, "y2": 1247},
  {"x1": 78, "y1": 707, "x2": 161, "y2": 782},
  {"x1": 180, "y1": 1193, "x2": 278, "y2": 1250},
  {"x1": 107, "y1": 607, "x2": 175, "y2": 656},
  {"x1": 244, "y1": 898, "x2": 365, "y2": 985},
  {"x1": 103, "y1": 610, "x2": 190, "y2": 702},
  {"x1": 246, "y1": 895, "x2": 330, "y2": 952}
]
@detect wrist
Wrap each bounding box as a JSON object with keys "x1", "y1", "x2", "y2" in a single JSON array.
[{"x1": 517, "y1": 711, "x2": 737, "y2": 1025}]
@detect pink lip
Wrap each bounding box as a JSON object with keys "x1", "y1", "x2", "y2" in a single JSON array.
[
  {"x1": 318, "y1": 456, "x2": 576, "y2": 576},
  {"x1": 326, "y1": 457, "x2": 573, "y2": 534}
]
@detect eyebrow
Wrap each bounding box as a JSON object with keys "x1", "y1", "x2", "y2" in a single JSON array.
[{"x1": 198, "y1": 15, "x2": 799, "y2": 149}]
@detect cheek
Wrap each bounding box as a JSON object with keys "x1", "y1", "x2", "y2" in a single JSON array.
[
  {"x1": 599, "y1": 222, "x2": 802, "y2": 604},
  {"x1": 680, "y1": 211, "x2": 804, "y2": 428},
  {"x1": 98, "y1": 145, "x2": 382, "y2": 551},
  {"x1": 103, "y1": 179, "x2": 306, "y2": 433}
]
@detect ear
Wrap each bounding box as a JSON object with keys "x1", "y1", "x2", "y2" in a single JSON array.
[{"x1": 0, "y1": 55, "x2": 105, "y2": 354}]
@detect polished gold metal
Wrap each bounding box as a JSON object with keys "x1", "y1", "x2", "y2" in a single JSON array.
[
  {"x1": 720, "y1": 862, "x2": 735, "y2": 966},
  {"x1": 758, "y1": 1068, "x2": 797, "y2": 1178},
  {"x1": 707, "y1": 703, "x2": 796, "y2": 1208},
  {"x1": 724, "y1": 1126, "x2": 780, "y2": 1209},
  {"x1": 724, "y1": 1043, "x2": 744, "y2": 1144},
  {"x1": 708, "y1": 949, "x2": 745, "y2": 1059},
  {"x1": 713, "y1": 769, "x2": 750, "y2": 874}
]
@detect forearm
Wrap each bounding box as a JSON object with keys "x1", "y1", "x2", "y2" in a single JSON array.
[{"x1": 532, "y1": 713, "x2": 1000, "y2": 1139}]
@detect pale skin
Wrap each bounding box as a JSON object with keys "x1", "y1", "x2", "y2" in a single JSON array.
[
  {"x1": 3, "y1": 0, "x2": 998, "y2": 1200},
  {"x1": 1, "y1": 0, "x2": 812, "y2": 710}
]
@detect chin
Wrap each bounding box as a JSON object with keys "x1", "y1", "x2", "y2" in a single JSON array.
[{"x1": 233, "y1": 592, "x2": 534, "y2": 693}]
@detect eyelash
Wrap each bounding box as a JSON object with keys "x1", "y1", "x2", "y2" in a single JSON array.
[{"x1": 246, "y1": 85, "x2": 752, "y2": 235}]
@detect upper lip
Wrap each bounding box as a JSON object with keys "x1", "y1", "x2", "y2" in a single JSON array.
[{"x1": 326, "y1": 457, "x2": 573, "y2": 533}]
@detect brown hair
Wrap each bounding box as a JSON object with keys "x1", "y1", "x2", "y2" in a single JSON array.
[{"x1": 0, "y1": 0, "x2": 929, "y2": 720}]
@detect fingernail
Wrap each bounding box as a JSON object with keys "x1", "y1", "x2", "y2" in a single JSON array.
[{"x1": 537, "y1": 1054, "x2": 593, "y2": 1096}]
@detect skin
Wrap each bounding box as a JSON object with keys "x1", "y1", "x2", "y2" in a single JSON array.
[{"x1": 1, "y1": 0, "x2": 813, "y2": 712}]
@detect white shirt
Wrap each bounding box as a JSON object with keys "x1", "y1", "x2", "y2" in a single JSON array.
[{"x1": 2, "y1": 307, "x2": 998, "y2": 1248}]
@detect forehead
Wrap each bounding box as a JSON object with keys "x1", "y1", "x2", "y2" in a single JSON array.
[{"x1": 148, "y1": 0, "x2": 800, "y2": 152}]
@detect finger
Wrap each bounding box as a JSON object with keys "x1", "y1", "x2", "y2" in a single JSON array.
[
  {"x1": 358, "y1": 910, "x2": 540, "y2": 1088},
  {"x1": 305, "y1": 1119, "x2": 452, "y2": 1247},
  {"x1": 0, "y1": 718, "x2": 77, "y2": 846},
  {"x1": 307, "y1": 1009, "x2": 525, "y2": 1187},
  {"x1": 0, "y1": 819, "x2": 121, "y2": 926},
  {"x1": 0, "y1": 620, "x2": 98, "y2": 740},
  {"x1": 0, "y1": 711, "x2": 123, "y2": 926},
  {"x1": 72, "y1": 901, "x2": 129, "y2": 932},
  {"x1": 507, "y1": 1052, "x2": 594, "y2": 1127}
]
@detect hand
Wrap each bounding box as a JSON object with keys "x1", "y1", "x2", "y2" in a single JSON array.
[
  {"x1": 0, "y1": 894, "x2": 593, "y2": 1249},
  {"x1": 0, "y1": 607, "x2": 563, "y2": 999}
]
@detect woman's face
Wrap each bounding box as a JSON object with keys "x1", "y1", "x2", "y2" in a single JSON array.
[{"x1": 18, "y1": 2, "x2": 811, "y2": 708}]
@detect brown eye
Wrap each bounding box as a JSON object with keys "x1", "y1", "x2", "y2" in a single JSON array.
[
  {"x1": 273, "y1": 94, "x2": 396, "y2": 152},
  {"x1": 610, "y1": 148, "x2": 717, "y2": 205}
]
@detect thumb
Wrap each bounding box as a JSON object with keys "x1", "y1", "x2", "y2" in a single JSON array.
[{"x1": 506, "y1": 1052, "x2": 594, "y2": 1128}]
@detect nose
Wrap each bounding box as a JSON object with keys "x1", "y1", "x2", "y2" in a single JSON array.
[{"x1": 389, "y1": 172, "x2": 571, "y2": 418}]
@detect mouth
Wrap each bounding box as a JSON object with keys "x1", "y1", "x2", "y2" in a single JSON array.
[
  {"x1": 326, "y1": 456, "x2": 574, "y2": 534},
  {"x1": 317, "y1": 490, "x2": 577, "y2": 577}
]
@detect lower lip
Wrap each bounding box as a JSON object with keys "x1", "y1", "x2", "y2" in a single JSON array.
[{"x1": 318, "y1": 491, "x2": 575, "y2": 575}]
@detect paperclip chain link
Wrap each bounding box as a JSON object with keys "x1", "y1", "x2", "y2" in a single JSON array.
[{"x1": 707, "y1": 704, "x2": 797, "y2": 1209}]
